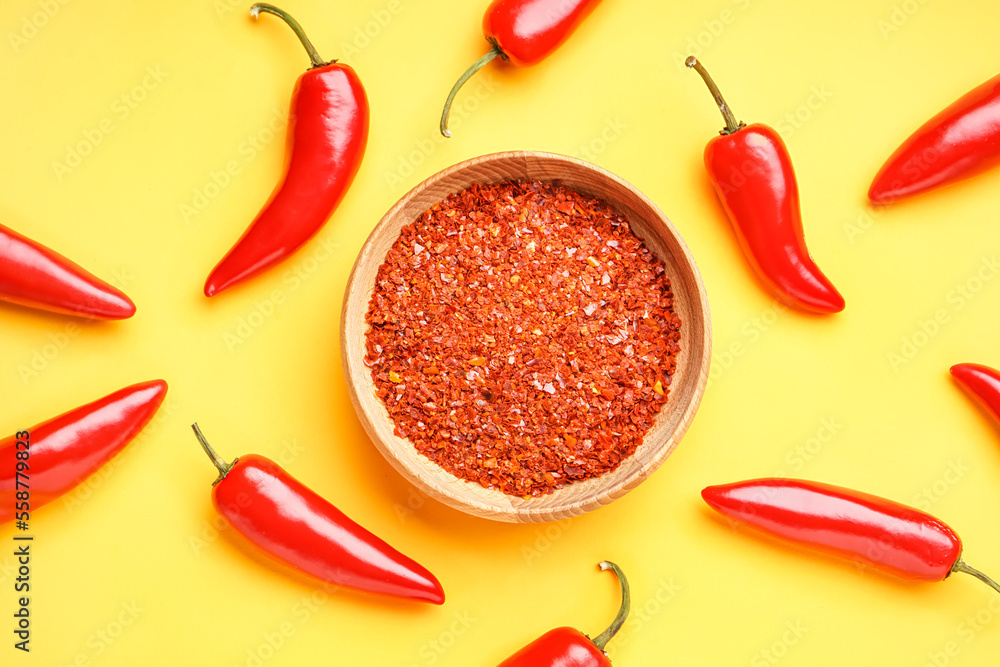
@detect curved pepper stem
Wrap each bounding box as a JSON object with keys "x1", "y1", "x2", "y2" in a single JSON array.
[
  {"x1": 685, "y1": 56, "x2": 745, "y2": 136},
  {"x1": 591, "y1": 561, "x2": 631, "y2": 651},
  {"x1": 440, "y1": 43, "x2": 503, "y2": 138},
  {"x1": 952, "y1": 558, "x2": 1000, "y2": 595},
  {"x1": 191, "y1": 423, "x2": 234, "y2": 485},
  {"x1": 251, "y1": 3, "x2": 331, "y2": 69}
]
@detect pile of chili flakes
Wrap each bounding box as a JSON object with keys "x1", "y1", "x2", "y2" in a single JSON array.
[{"x1": 364, "y1": 179, "x2": 681, "y2": 498}]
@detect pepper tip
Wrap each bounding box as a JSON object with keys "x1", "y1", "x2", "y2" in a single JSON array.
[
  {"x1": 684, "y1": 56, "x2": 698, "y2": 68},
  {"x1": 866, "y1": 184, "x2": 892, "y2": 205},
  {"x1": 106, "y1": 295, "x2": 137, "y2": 320},
  {"x1": 950, "y1": 362, "x2": 985, "y2": 382}
]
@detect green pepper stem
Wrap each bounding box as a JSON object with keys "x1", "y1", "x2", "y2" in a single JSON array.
[
  {"x1": 685, "y1": 56, "x2": 745, "y2": 135},
  {"x1": 591, "y1": 561, "x2": 631, "y2": 651},
  {"x1": 251, "y1": 3, "x2": 330, "y2": 69},
  {"x1": 191, "y1": 423, "x2": 233, "y2": 485},
  {"x1": 952, "y1": 558, "x2": 1000, "y2": 595},
  {"x1": 440, "y1": 44, "x2": 503, "y2": 138}
]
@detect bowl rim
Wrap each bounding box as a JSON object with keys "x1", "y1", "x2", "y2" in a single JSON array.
[{"x1": 341, "y1": 150, "x2": 712, "y2": 522}]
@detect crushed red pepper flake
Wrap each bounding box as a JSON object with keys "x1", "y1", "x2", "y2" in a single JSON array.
[{"x1": 364, "y1": 179, "x2": 681, "y2": 497}]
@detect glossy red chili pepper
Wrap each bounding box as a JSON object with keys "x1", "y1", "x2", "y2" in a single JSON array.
[
  {"x1": 497, "y1": 561, "x2": 628, "y2": 667},
  {"x1": 204, "y1": 3, "x2": 368, "y2": 297},
  {"x1": 702, "y1": 478, "x2": 1000, "y2": 592},
  {"x1": 0, "y1": 222, "x2": 135, "y2": 319},
  {"x1": 439, "y1": 0, "x2": 603, "y2": 137},
  {"x1": 951, "y1": 362, "x2": 1000, "y2": 426},
  {"x1": 869, "y1": 73, "x2": 1000, "y2": 204},
  {"x1": 686, "y1": 57, "x2": 844, "y2": 314},
  {"x1": 191, "y1": 424, "x2": 444, "y2": 604},
  {"x1": 0, "y1": 380, "x2": 167, "y2": 523}
]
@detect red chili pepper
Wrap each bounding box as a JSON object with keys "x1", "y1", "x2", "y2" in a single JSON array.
[
  {"x1": 0, "y1": 380, "x2": 167, "y2": 523},
  {"x1": 868, "y1": 73, "x2": 1000, "y2": 204},
  {"x1": 439, "y1": 0, "x2": 603, "y2": 137},
  {"x1": 702, "y1": 478, "x2": 1000, "y2": 593},
  {"x1": 497, "y1": 561, "x2": 629, "y2": 667},
  {"x1": 951, "y1": 362, "x2": 1000, "y2": 426},
  {"x1": 685, "y1": 57, "x2": 844, "y2": 314},
  {"x1": 0, "y1": 222, "x2": 135, "y2": 319},
  {"x1": 191, "y1": 424, "x2": 444, "y2": 604},
  {"x1": 204, "y1": 3, "x2": 368, "y2": 297}
]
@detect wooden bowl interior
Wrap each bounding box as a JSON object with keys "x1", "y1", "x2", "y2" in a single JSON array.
[{"x1": 342, "y1": 152, "x2": 711, "y2": 522}]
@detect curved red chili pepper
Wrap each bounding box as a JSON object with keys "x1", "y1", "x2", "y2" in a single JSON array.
[
  {"x1": 869, "y1": 73, "x2": 1000, "y2": 204},
  {"x1": 686, "y1": 57, "x2": 844, "y2": 314},
  {"x1": 0, "y1": 380, "x2": 167, "y2": 523},
  {"x1": 191, "y1": 424, "x2": 444, "y2": 604},
  {"x1": 497, "y1": 561, "x2": 628, "y2": 667},
  {"x1": 204, "y1": 3, "x2": 368, "y2": 297},
  {"x1": 439, "y1": 0, "x2": 603, "y2": 137},
  {"x1": 0, "y1": 222, "x2": 135, "y2": 319},
  {"x1": 951, "y1": 362, "x2": 1000, "y2": 426},
  {"x1": 702, "y1": 478, "x2": 1000, "y2": 593}
]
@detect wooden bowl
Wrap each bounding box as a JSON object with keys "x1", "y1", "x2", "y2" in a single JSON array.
[{"x1": 341, "y1": 151, "x2": 711, "y2": 523}]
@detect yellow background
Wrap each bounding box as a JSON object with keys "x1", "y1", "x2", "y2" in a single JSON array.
[{"x1": 1, "y1": 0, "x2": 1000, "y2": 664}]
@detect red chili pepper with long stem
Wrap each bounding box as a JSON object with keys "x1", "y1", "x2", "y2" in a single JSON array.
[
  {"x1": 0, "y1": 222, "x2": 135, "y2": 319},
  {"x1": 702, "y1": 478, "x2": 1000, "y2": 592},
  {"x1": 439, "y1": 0, "x2": 603, "y2": 137},
  {"x1": 951, "y1": 362, "x2": 1000, "y2": 426},
  {"x1": 191, "y1": 424, "x2": 444, "y2": 604},
  {"x1": 868, "y1": 73, "x2": 1000, "y2": 204},
  {"x1": 204, "y1": 3, "x2": 368, "y2": 297},
  {"x1": 497, "y1": 561, "x2": 629, "y2": 667},
  {"x1": 0, "y1": 380, "x2": 167, "y2": 523},
  {"x1": 686, "y1": 57, "x2": 844, "y2": 314}
]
